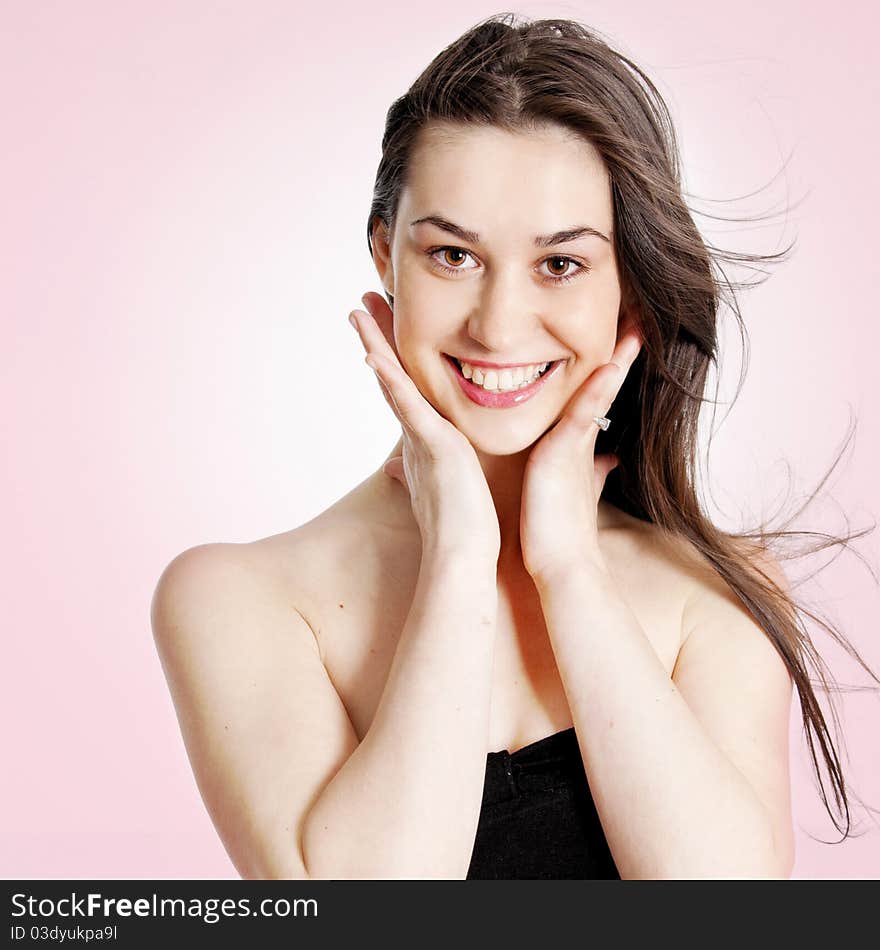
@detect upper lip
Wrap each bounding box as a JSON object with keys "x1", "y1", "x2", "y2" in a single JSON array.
[{"x1": 447, "y1": 354, "x2": 559, "y2": 370}]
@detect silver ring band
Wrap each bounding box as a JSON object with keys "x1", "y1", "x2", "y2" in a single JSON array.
[{"x1": 593, "y1": 415, "x2": 611, "y2": 431}]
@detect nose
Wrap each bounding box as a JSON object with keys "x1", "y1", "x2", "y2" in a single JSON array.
[{"x1": 465, "y1": 267, "x2": 541, "y2": 356}]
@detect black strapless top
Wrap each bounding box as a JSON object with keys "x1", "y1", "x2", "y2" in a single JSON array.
[{"x1": 466, "y1": 726, "x2": 620, "y2": 879}]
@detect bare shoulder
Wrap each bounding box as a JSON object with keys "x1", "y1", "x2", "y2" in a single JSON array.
[
  {"x1": 601, "y1": 508, "x2": 793, "y2": 684},
  {"x1": 676, "y1": 533, "x2": 792, "y2": 640},
  {"x1": 600, "y1": 507, "x2": 791, "y2": 654},
  {"x1": 598, "y1": 507, "x2": 709, "y2": 655},
  {"x1": 671, "y1": 532, "x2": 794, "y2": 715},
  {"x1": 666, "y1": 534, "x2": 795, "y2": 875},
  {"x1": 151, "y1": 540, "x2": 320, "y2": 662},
  {"x1": 604, "y1": 508, "x2": 789, "y2": 622},
  {"x1": 602, "y1": 517, "x2": 795, "y2": 873},
  {"x1": 241, "y1": 474, "x2": 422, "y2": 652},
  {"x1": 150, "y1": 540, "x2": 360, "y2": 879}
]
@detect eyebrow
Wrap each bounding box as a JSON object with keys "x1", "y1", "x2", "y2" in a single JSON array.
[{"x1": 409, "y1": 213, "x2": 611, "y2": 247}]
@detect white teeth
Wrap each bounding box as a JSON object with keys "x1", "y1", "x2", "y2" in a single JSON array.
[{"x1": 456, "y1": 359, "x2": 550, "y2": 392}]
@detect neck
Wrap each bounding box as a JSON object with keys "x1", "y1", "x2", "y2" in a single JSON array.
[
  {"x1": 472, "y1": 442, "x2": 532, "y2": 563},
  {"x1": 378, "y1": 434, "x2": 616, "y2": 569}
]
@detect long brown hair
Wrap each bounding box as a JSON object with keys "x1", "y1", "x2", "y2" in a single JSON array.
[{"x1": 366, "y1": 12, "x2": 878, "y2": 840}]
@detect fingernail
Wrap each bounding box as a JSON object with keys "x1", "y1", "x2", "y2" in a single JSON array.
[
  {"x1": 361, "y1": 293, "x2": 371, "y2": 309},
  {"x1": 349, "y1": 312, "x2": 358, "y2": 330}
]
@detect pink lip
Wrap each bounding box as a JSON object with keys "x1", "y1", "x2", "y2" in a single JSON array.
[{"x1": 443, "y1": 354, "x2": 564, "y2": 408}]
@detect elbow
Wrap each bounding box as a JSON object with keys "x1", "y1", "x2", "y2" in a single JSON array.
[
  {"x1": 766, "y1": 832, "x2": 795, "y2": 879},
  {"x1": 765, "y1": 810, "x2": 796, "y2": 880},
  {"x1": 727, "y1": 845, "x2": 795, "y2": 880},
  {"x1": 720, "y1": 831, "x2": 795, "y2": 880},
  {"x1": 241, "y1": 853, "x2": 312, "y2": 881},
  {"x1": 732, "y1": 840, "x2": 793, "y2": 879},
  {"x1": 232, "y1": 833, "x2": 312, "y2": 881},
  {"x1": 721, "y1": 803, "x2": 795, "y2": 879},
  {"x1": 769, "y1": 840, "x2": 795, "y2": 880},
  {"x1": 627, "y1": 825, "x2": 794, "y2": 880}
]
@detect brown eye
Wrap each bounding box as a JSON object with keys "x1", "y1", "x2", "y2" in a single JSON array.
[
  {"x1": 546, "y1": 256, "x2": 571, "y2": 277},
  {"x1": 443, "y1": 248, "x2": 468, "y2": 267},
  {"x1": 538, "y1": 255, "x2": 588, "y2": 284},
  {"x1": 427, "y1": 247, "x2": 478, "y2": 274}
]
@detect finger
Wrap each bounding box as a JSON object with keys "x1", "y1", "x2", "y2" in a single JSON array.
[
  {"x1": 366, "y1": 351, "x2": 438, "y2": 438},
  {"x1": 609, "y1": 326, "x2": 643, "y2": 375},
  {"x1": 350, "y1": 306, "x2": 398, "y2": 368},
  {"x1": 361, "y1": 291, "x2": 401, "y2": 360},
  {"x1": 352, "y1": 306, "x2": 433, "y2": 419},
  {"x1": 353, "y1": 295, "x2": 461, "y2": 452},
  {"x1": 600, "y1": 330, "x2": 642, "y2": 413},
  {"x1": 553, "y1": 360, "x2": 623, "y2": 441},
  {"x1": 366, "y1": 354, "x2": 418, "y2": 435},
  {"x1": 371, "y1": 361, "x2": 405, "y2": 419},
  {"x1": 350, "y1": 305, "x2": 423, "y2": 428},
  {"x1": 352, "y1": 293, "x2": 402, "y2": 367},
  {"x1": 565, "y1": 330, "x2": 643, "y2": 437}
]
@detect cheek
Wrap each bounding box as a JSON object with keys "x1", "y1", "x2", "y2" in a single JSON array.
[
  {"x1": 561, "y1": 316, "x2": 617, "y2": 366},
  {"x1": 567, "y1": 285, "x2": 623, "y2": 362},
  {"x1": 391, "y1": 287, "x2": 453, "y2": 351},
  {"x1": 388, "y1": 309, "x2": 445, "y2": 389},
  {"x1": 394, "y1": 248, "x2": 437, "y2": 299}
]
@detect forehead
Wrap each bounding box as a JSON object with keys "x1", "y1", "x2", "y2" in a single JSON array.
[{"x1": 400, "y1": 122, "x2": 613, "y2": 235}]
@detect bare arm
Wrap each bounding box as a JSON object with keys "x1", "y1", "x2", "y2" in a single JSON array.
[
  {"x1": 151, "y1": 542, "x2": 497, "y2": 881},
  {"x1": 301, "y1": 549, "x2": 497, "y2": 879},
  {"x1": 534, "y1": 558, "x2": 794, "y2": 880}
]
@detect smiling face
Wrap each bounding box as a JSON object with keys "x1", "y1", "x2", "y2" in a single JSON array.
[{"x1": 371, "y1": 121, "x2": 625, "y2": 456}]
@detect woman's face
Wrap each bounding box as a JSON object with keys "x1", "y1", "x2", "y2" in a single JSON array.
[{"x1": 372, "y1": 121, "x2": 625, "y2": 456}]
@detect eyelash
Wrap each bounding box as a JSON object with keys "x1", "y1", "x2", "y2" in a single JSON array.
[{"x1": 424, "y1": 246, "x2": 591, "y2": 285}]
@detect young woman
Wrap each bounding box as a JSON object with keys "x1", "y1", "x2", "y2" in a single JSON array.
[{"x1": 151, "y1": 14, "x2": 877, "y2": 879}]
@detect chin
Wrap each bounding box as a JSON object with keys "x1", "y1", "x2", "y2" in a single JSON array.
[
  {"x1": 417, "y1": 353, "x2": 569, "y2": 455},
  {"x1": 451, "y1": 414, "x2": 556, "y2": 457}
]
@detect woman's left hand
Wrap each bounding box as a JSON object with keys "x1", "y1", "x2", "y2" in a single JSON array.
[{"x1": 520, "y1": 322, "x2": 643, "y2": 585}]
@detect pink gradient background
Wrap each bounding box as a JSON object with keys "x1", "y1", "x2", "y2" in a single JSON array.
[{"x1": 2, "y1": 1, "x2": 877, "y2": 879}]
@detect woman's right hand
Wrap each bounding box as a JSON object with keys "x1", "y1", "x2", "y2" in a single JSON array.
[{"x1": 350, "y1": 291, "x2": 501, "y2": 563}]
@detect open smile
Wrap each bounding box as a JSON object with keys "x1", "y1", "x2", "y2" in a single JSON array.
[{"x1": 443, "y1": 354, "x2": 565, "y2": 408}]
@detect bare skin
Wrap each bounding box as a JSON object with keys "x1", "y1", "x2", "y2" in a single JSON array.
[
  {"x1": 243, "y1": 452, "x2": 695, "y2": 756},
  {"x1": 152, "y1": 122, "x2": 794, "y2": 879}
]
